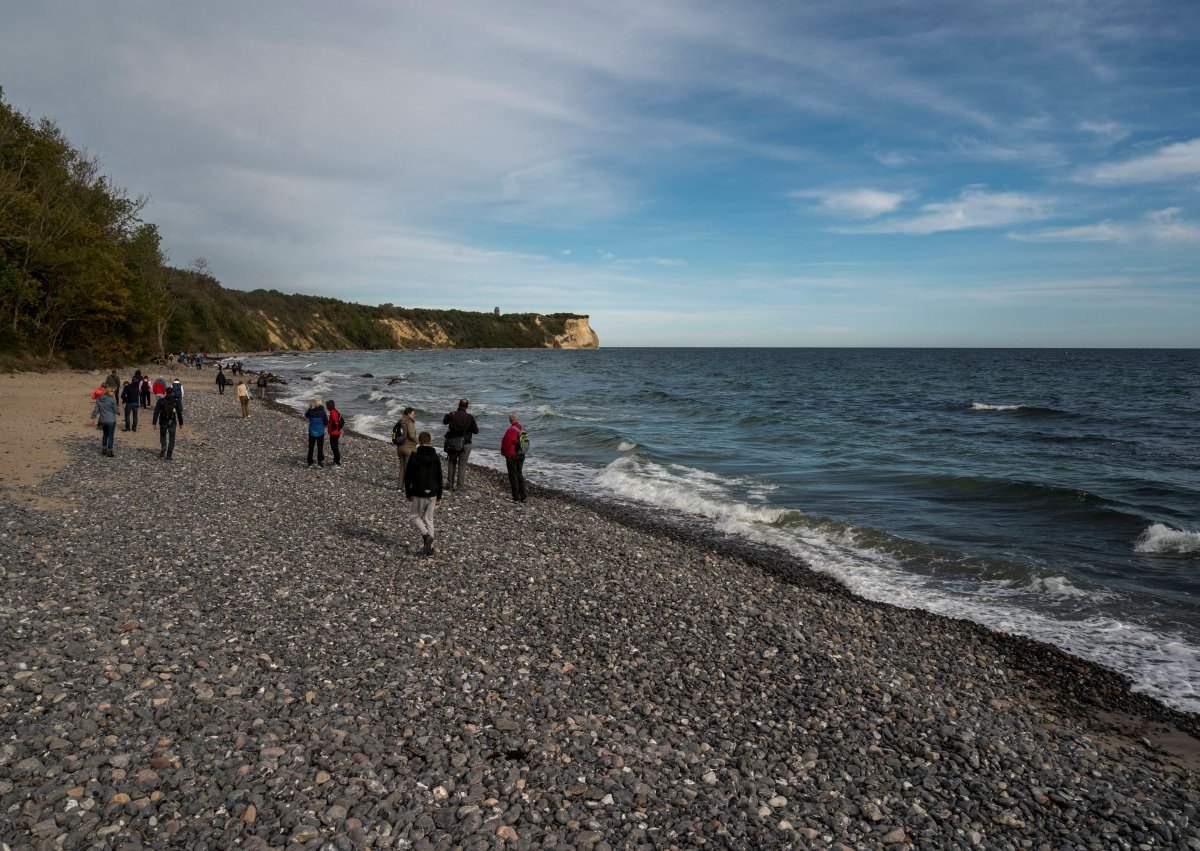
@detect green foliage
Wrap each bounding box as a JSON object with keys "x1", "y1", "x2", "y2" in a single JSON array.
[{"x1": 0, "y1": 90, "x2": 590, "y2": 361}]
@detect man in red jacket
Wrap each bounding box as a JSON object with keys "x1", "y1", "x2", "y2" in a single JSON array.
[{"x1": 500, "y1": 410, "x2": 528, "y2": 503}]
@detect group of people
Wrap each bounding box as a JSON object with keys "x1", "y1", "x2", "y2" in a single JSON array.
[
  {"x1": 388, "y1": 397, "x2": 529, "y2": 557},
  {"x1": 214, "y1": 367, "x2": 262, "y2": 418},
  {"x1": 89, "y1": 369, "x2": 184, "y2": 459}
]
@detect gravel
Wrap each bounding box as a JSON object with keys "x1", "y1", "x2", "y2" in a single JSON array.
[{"x1": 2, "y1": 384, "x2": 1198, "y2": 849}]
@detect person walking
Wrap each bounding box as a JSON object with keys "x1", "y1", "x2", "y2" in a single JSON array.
[
  {"x1": 152, "y1": 376, "x2": 167, "y2": 402},
  {"x1": 392, "y1": 406, "x2": 418, "y2": 488},
  {"x1": 404, "y1": 431, "x2": 443, "y2": 556},
  {"x1": 256, "y1": 372, "x2": 269, "y2": 400},
  {"x1": 140, "y1": 375, "x2": 152, "y2": 409},
  {"x1": 216, "y1": 368, "x2": 228, "y2": 395},
  {"x1": 305, "y1": 397, "x2": 328, "y2": 467},
  {"x1": 152, "y1": 389, "x2": 183, "y2": 460},
  {"x1": 120, "y1": 380, "x2": 140, "y2": 432},
  {"x1": 236, "y1": 380, "x2": 250, "y2": 418},
  {"x1": 89, "y1": 387, "x2": 119, "y2": 456},
  {"x1": 442, "y1": 398, "x2": 479, "y2": 492},
  {"x1": 327, "y1": 400, "x2": 345, "y2": 467},
  {"x1": 500, "y1": 410, "x2": 529, "y2": 502}
]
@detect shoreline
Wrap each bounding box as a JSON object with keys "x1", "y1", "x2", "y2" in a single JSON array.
[{"x1": 1, "y1": 369, "x2": 1197, "y2": 847}]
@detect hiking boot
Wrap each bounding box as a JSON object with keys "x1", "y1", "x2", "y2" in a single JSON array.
[{"x1": 159, "y1": 449, "x2": 166, "y2": 458}]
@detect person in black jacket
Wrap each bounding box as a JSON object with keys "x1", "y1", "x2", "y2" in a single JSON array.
[
  {"x1": 152, "y1": 390, "x2": 184, "y2": 460},
  {"x1": 404, "y1": 432, "x2": 444, "y2": 556},
  {"x1": 120, "y1": 381, "x2": 140, "y2": 432},
  {"x1": 442, "y1": 397, "x2": 479, "y2": 492}
]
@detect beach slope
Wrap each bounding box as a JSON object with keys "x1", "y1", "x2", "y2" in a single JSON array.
[{"x1": 1, "y1": 371, "x2": 1197, "y2": 848}]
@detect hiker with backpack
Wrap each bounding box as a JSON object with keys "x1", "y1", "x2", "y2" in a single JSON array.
[
  {"x1": 89, "y1": 387, "x2": 119, "y2": 457},
  {"x1": 152, "y1": 389, "x2": 183, "y2": 460},
  {"x1": 404, "y1": 431, "x2": 443, "y2": 556},
  {"x1": 392, "y1": 407, "x2": 418, "y2": 488},
  {"x1": 500, "y1": 410, "x2": 529, "y2": 502}
]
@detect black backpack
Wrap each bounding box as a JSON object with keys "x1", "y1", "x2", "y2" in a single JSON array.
[{"x1": 159, "y1": 396, "x2": 177, "y2": 424}]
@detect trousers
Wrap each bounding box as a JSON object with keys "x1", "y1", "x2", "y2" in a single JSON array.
[{"x1": 445, "y1": 444, "x2": 472, "y2": 489}]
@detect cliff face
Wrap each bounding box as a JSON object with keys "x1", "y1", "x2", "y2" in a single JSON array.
[
  {"x1": 214, "y1": 305, "x2": 599, "y2": 351},
  {"x1": 547, "y1": 316, "x2": 599, "y2": 349}
]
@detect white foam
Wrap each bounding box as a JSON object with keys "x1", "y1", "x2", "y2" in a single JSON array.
[
  {"x1": 972, "y1": 401, "x2": 1023, "y2": 411},
  {"x1": 1135, "y1": 523, "x2": 1200, "y2": 555},
  {"x1": 536, "y1": 404, "x2": 599, "y2": 422},
  {"x1": 592, "y1": 454, "x2": 1200, "y2": 714},
  {"x1": 617, "y1": 440, "x2": 638, "y2": 452},
  {"x1": 351, "y1": 413, "x2": 394, "y2": 442}
]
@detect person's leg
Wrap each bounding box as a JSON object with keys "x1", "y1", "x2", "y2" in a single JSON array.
[
  {"x1": 317, "y1": 436, "x2": 325, "y2": 465},
  {"x1": 330, "y1": 435, "x2": 340, "y2": 465},
  {"x1": 102, "y1": 422, "x2": 115, "y2": 453},
  {"x1": 307, "y1": 436, "x2": 316, "y2": 465},
  {"x1": 166, "y1": 423, "x2": 176, "y2": 459},
  {"x1": 159, "y1": 426, "x2": 167, "y2": 456},
  {"x1": 516, "y1": 455, "x2": 527, "y2": 501},
  {"x1": 241, "y1": 398, "x2": 249, "y2": 418},
  {"x1": 456, "y1": 445, "x2": 472, "y2": 489},
  {"x1": 123, "y1": 405, "x2": 132, "y2": 431},
  {"x1": 130, "y1": 404, "x2": 138, "y2": 432},
  {"x1": 421, "y1": 498, "x2": 437, "y2": 553},
  {"x1": 506, "y1": 456, "x2": 520, "y2": 500}
]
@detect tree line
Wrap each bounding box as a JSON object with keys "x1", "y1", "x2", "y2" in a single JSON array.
[{"x1": 0, "y1": 89, "x2": 588, "y2": 367}]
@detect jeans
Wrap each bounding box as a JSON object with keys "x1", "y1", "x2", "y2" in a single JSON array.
[
  {"x1": 159, "y1": 422, "x2": 176, "y2": 458},
  {"x1": 506, "y1": 455, "x2": 527, "y2": 501},
  {"x1": 446, "y1": 444, "x2": 472, "y2": 489},
  {"x1": 308, "y1": 435, "x2": 325, "y2": 465},
  {"x1": 100, "y1": 422, "x2": 115, "y2": 451},
  {"x1": 123, "y1": 403, "x2": 138, "y2": 431},
  {"x1": 330, "y1": 435, "x2": 341, "y2": 465},
  {"x1": 140, "y1": 389, "x2": 151, "y2": 408}
]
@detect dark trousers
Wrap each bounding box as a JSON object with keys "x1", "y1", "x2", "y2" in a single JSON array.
[
  {"x1": 445, "y1": 444, "x2": 472, "y2": 489},
  {"x1": 217, "y1": 383, "x2": 225, "y2": 394},
  {"x1": 140, "y1": 388, "x2": 151, "y2": 408},
  {"x1": 308, "y1": 435, "x2": 325, "y2": 465},
  {"x1": 159, "y1": 422, "x2": 176, "y2": 458},
  {"x1": 329, "y1": 435, "x2": 341, "y2": 465},
  {"x1": 123, "y1": 403, "x2": 138, "y2": 431},
  {"x1": 100, "y1": 422, "x2": 115, "y2": 451},
  {"x1": 506, "y1": 455, "x2": 527, "y2": 501}
]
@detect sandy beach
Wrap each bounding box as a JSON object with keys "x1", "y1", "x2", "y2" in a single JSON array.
[{"x1": 1, "y1": 367, "x2": 1197, "y2": 849}]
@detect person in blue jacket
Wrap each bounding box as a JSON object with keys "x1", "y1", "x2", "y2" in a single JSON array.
[{"x1": 305, "y1": 397, "x2": 329, "y2": 467}]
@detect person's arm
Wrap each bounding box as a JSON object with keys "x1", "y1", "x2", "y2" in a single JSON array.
[{"x1": 471, "y1": 416, "x2": 479, "y2": 435}]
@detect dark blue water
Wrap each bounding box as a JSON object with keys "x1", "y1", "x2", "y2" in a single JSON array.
[{"x1": 245, "y1": 348, "x2": 1200, "y2": 713}]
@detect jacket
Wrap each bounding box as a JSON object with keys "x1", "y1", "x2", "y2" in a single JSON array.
[
  {"x1": 91, "y1": 394, "x2": 118, "y2": 425},
  {"x1": 152, "y1": 393, "x2": 183, "y2": 427},
  {"x1": 442, "y1": 409, "x2": 479, "y2": 444},
  {"x1": 501, "y1": 422, "x2": 524, "y2": 458},
  {"x1": 306, "y1": 405, "x2": 328, "y2": 437},
  {"x1": 404, "y1": 445, "x2": 444, "y2": 499},
  {"x1": 328, "y1": 408, "x2": 344, "y2": 437},
  {"x1": 120, "y1": 383, "x2": 139, "y2": 405}
]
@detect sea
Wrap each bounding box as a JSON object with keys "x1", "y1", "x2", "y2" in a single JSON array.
[{"x1": 238, "y1": 348, "x2": 1200, "y2": 715}]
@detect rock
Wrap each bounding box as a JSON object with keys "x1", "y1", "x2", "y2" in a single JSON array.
[{"x1": 702, "y1": 770, "x2": 718, "y2": 785}]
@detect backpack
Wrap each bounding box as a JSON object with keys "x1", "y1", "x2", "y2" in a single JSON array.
[
  {"x1": 159, "y1": 396, "x2": 177, "y2": 425},
  {"x1": 391, "y1": 418, "x2": 404, "y2": 445},
  {"x1": 515, "y1": 429, "x2": 529, "y2": 457}
]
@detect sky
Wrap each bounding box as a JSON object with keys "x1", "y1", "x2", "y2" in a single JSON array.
[{"x1": 1, "y1": 0, "x2": 1198, "y2": 347}]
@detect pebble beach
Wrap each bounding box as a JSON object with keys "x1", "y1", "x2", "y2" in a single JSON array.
[{"x1": 2, "y1": 371, "x2": 1198, "y2": 850}]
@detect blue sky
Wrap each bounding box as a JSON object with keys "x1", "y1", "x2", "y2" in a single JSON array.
[{"x1": 1, "y1": 0, "x2": 1198, "y2": 346}]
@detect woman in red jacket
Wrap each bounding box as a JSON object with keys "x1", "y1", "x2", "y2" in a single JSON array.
[{"x1": 327, "y1": 400, "x2": 345, "y2": 468}]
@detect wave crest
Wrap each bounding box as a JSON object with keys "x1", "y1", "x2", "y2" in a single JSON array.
[{"x1": 1135, "y1": 523, "x2": 1200, "y2": 556}]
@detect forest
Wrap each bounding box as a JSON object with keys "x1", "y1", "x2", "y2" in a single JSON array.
[{"x1": 0, "y1": 90, "x2": 589, "y2": 368}]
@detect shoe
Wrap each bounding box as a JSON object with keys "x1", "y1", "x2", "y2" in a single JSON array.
[
  {"x1": 166, "y1": 455, "x2": 172, "y2": 461},
  {"x1": 122, "y1": 427, "x2": 129, "y2": 432},
  {"x1": 307, "y1": 462, "x2": 313, "y2": 467},
  {"x1": 318, "y1": 462, "x2": 324, "y2": 468},
  {"x1": 423, "y1": 535, "x2": 435, "y2": 556},
  {"x1": 159, "y1": 449, "x2": 166, "y2": 458}
]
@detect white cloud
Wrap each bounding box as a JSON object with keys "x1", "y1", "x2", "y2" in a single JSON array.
[
  {"x1": 1081, "y1": 139, "x2": 1200, "y2": 183},
  {"x1": 1078, "y1": 120, "x2": 1129, "y2": 142},
  {"x1": 1013, "y1": 208, "x2": 1200, "y2": 244},
  {"x1": 835, "y1": 188, "x2": 1053, "y2": 235},
  {"x1": 795, "y1": 188, "x2": 909, "y2": 219}
]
